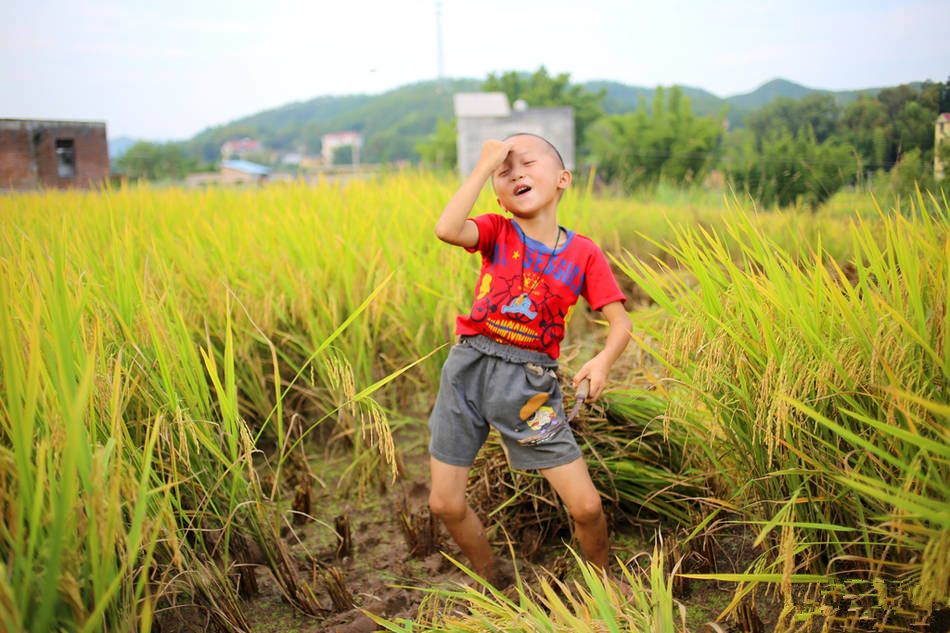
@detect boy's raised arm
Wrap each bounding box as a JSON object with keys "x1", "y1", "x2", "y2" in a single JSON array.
[{"x1": 435, "y1": 139, "x2": 512, "y2": 248}]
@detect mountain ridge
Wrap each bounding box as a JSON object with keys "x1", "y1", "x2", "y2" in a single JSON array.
[{"x1": 165, "y1": 76, "x2": 912, "y2": 163}]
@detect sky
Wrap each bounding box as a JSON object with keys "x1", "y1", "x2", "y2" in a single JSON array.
[{"x1": 2, "y1": 0, "x2": 947, "y2": 141}]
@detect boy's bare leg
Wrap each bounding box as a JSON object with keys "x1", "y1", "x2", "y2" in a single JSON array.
[
  {"x1": 540, "y1": 457, "x2": 609, "y2": 571},
  {"x1": 428, "y1": 456, "x2": 496, "y2": 583}
]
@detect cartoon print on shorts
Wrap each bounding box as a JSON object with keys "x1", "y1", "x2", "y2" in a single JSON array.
[{"x1": 526, "y1": 405, "x2": 557, "y2": 431}]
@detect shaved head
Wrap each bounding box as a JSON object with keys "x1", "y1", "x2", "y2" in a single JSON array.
[{"x1": 502, "y1": 132, "x2": 566, "y2": 169}]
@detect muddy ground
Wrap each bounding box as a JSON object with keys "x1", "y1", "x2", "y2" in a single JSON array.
[{"x1": 235, "y1": 419, "x2": 765, "y2": 633}]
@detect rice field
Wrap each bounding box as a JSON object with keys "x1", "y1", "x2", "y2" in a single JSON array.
[{"x1": 0, "y1": 172, "x2": 947, "y2": 632}]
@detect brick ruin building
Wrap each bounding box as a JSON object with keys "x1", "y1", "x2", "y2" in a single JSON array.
[{"x1": 0, "y1": 119, "x2": 110, "y2": 189}]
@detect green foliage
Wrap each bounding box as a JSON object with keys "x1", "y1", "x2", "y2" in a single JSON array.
[
  {"x1": 726, "y1": 126, "x2": 859, "y2": 209},
  {"x1": 587, "y1": 86, "x2": 723, "y2": 191},
  {"x1": 619, "y1": 199, "x2": 950, "y2": 613},
  {"x1": 416, "y1": 118, "x2": 457, "y2": 169},
  {"x1": 370, "y1": 548, "x2": 685, "y2": 632},
  {"x1": 886, "y1": 148, "x2": 949, "y2": 200},
  {"x1": 150, "y1": 73, "x2": 950, "y2": 219},
  {"x1": 114, "y1": 141, "x2": 200, "y2": 181},
  {"x1": 734, "y1": 80, "x2": 947, "y2": 207},
  {"x1": 483, "y1": 66, "x2": 605, "y2": 156},
  {"x1": 4, "y1": 176, "x2": 942, "y2": 629},
  {"x1": 895, "y1": 99, "x2": 937, "y2": 152},
  {"x1": 747, "y1": 93, "x2": 841, "y2": 143},
  {"x1": 331, "y1": 144, "x2": 354, "y2": 166},
  {"x1": 890, "y1": 148, "x2": 929, "y2": 195},
  {"x1": 839, "y1": 80, "x2": 948, "y2": 172},
  {"x1": 840, "y1": 96, "x2": 890, "y2": 170},
  {"x1": 938, "y1": 140, "x2": 950, "y2": 181}
]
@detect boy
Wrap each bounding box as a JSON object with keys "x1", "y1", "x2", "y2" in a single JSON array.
[{"x1": 428, "y1": 133, "x2": 631, "y2": 585}]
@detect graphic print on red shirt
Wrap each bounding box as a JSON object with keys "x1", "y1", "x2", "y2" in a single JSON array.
[{"x1": 455, "y1": 214, "x2": 626, "y2": 359}]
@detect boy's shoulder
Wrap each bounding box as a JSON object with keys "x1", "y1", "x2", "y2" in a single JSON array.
[
  {"x1": 561, "y1": 228, "x2": 607, "y2": 257},
  {"x1": 566, "y1": 230, "x2": 597, "y2": 247}
]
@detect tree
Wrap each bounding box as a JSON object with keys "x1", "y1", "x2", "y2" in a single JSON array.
[
  {"x1": 940, "y1": 76, "x2": 950, "y2": 114},
  {"x1": 586, "y1": 86, "x2": 723, "y2": 191},
  {"x1": 887, "y1": 147, "x2": 949, "y2": 201},
  {"x1": 840, "y1": 96, "x2": 890, "y2": 172},
  {"x1": 331, "y1": 145, "x2": 354, "y2": 166},
  {"x1": 746, "y1": 93, "x2": 841, "y2": 144},
  {"x1": 114, "y1": 141, "x2": 198, "y2": 181},
  {"x1": 416, "y1": 118, "x2": 457, "y2": 169},
  {"x1": 726, "y1": 126, "x2": 859, "y2": 209},
  {"x1": 835, "y1": 81, "x2": 949, "y2": 175},
  {"x1": 895, "y1": 100, "x2": 936, "y2": 155},
  {"x1": 483, "y1": 66, "x2": 605, "y2": 157}
]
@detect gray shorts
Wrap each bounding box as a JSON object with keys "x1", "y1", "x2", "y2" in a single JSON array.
[{"x1": 428, "y1": 335, "x2": 582, "y2": 470}]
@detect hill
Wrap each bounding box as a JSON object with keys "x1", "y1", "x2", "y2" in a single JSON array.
[
  {"x1": 726, "y1": 77, "x2": 891, "y2": 110},
  {"x1": 107, "y1": 136, "x2": 139, "y2": 160},
  {"x1": 727, "y1": 78, "x2": 816, "y2": 110},
  {"x1": 180, "y1": 76, "x2": 911, "y2": 164},
  {"x1": 582, "y1": 80, "x2": 723, "y2": 115},
  {"x1": 585, "y1": 78, "x2": 895, "y2": 127},
  {"x1": 182, "y1": 78, "x2": 479, "y2": 163}
]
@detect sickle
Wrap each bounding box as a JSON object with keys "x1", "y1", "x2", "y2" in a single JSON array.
[{"x1": 566, "y1": 378, "x2": 590, "y2": 423}]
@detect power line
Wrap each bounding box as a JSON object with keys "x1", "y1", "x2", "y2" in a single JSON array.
[{"x1": 591, "y1": 147, "x2": 912, "y2": 169}]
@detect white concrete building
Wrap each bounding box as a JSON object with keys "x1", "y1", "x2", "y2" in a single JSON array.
[
  {"x1": 454, "y1": 93, "x2": 574, "y2": 175},
  {"x1": 321, "y1": 131, "x2": 363, "y2": 166}
]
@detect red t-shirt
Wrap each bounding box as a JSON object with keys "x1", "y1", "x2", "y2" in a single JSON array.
[{"x1": 455, "y1": 214, "x2": 626, "y2": 359}]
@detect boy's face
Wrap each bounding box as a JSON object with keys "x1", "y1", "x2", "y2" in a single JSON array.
[{"x1": 491, "y1": 135, "x2": 571, "y2": 217}]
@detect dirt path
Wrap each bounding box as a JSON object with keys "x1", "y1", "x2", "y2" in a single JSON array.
[
  {"x1": 243, "y1": 423, "x2": 481, "y2": 632},
  {"x1": 238, "y1": 418, "x2": 753, "y2": 633}
]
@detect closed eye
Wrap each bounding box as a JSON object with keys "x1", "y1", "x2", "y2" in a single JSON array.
[{"x1": 499, "y1": 169, "x2": 510, "y2": 176}]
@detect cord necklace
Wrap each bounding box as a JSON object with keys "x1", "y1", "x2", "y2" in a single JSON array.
[{"x1": 518, "y1": 226, "x2": 561, "y2": 300}]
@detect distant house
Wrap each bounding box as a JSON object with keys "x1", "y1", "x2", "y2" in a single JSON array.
[
  {"x1": 453, "y1": 93, "x2": 574, "y2": 175},
  {"x1": 321, "y1": 131, "x2": 363, "y2": 165},
  {"x1": 185, "y1": 159, "x2": 271, "y2": 187},
  {"x1": 221, "y1": 137, "x2": 262, "y2": 160},
  {"x1": 0, "y1": 118, "x2": 109, "y2": 189},
  {"x1": 936, "y1": 113, "x2": 950, "y2": 181},
  {"x1": 281, "y1": 152, "x2": 304, "y2": 165},
  {"x1": 221, "y1": 159, "x2": 270, "y2": 183},
  {"x1": 301, "y1": 156, "x2": 325, "y2": 170}
]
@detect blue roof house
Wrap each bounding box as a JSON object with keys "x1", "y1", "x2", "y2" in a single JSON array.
[{"x1": 220, "y1": 159, "x2": 270, "y2": 183}]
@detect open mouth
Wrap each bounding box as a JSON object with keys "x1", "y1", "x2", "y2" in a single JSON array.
[{"x1": 514, "y1": 184, "x2": 532, "y2": 196}]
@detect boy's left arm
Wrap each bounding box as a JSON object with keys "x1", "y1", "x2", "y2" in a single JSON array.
[{"x1": 572, "y1": 301, "x2": 631, "y2": 402}]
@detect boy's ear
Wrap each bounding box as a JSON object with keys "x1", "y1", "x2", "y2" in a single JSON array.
[{"x1": 558, "y1": 169, "x2": 573, "y2": 190}]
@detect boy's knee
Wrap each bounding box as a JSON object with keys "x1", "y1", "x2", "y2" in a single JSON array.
[
  {"x1": 569, "y1": 494, "x2": 604, "y2": 525},
  {"x1": 429, "y1": 491, "x2": 467, "y2": 522}
]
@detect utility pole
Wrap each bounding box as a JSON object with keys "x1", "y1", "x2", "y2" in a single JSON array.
[{"x1": 435, "y1": 0, "x2": 445, "y2": 89}]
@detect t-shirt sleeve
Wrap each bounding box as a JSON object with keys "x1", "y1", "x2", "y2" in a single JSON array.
[
  {"x1": 581, "y1": 243, "x2": 627, "y2": 310},
  {"x1": 464, "y1": 213, "x2": 503, "y2": 257}
]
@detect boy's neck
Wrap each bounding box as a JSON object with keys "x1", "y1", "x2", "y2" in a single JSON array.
[{"x1": 512, "y1": 213, "x2": 561, "y2": 249}]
